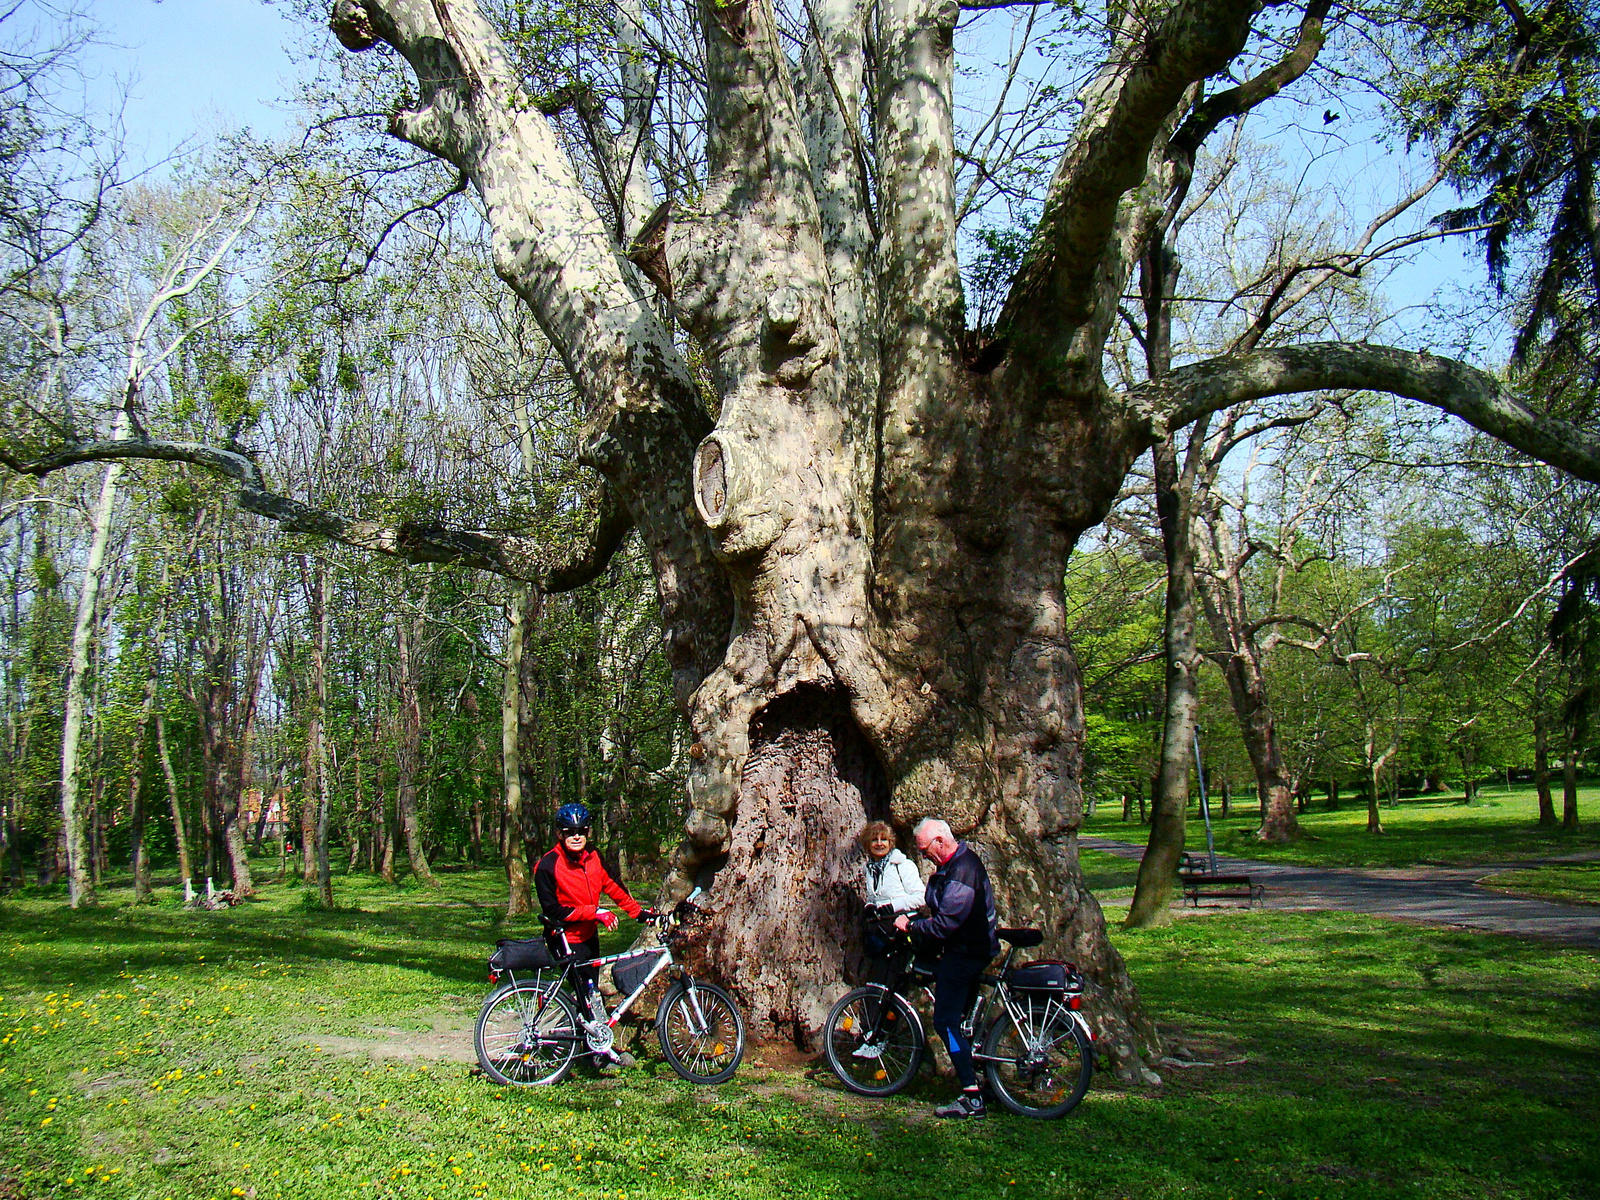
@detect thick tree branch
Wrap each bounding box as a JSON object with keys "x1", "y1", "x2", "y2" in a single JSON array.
[
  {"x1": 0, "y1": 439, "x2": 632, "y2": 591},
  {"x1": 661, "y1": 0, "x2": 838, "y2": 391},
  {"x1": 326, "y1": 0, "x2": 732, "y2": 690},
  {"x1": 1136, "y1": 342, "x2": 1600, "y2": 485},
  {"x1": 1000, "y1": 0, "x2": 1263, "y2": 337},
  {"x1": 877, "y1": 0, "x2": 962, "y2": 348},
  {"x1": 800, "y1": 0, "x2": 879, "y2": 417},
  {"x1": 1167, "y1": 0, "x2": 1332, "y2": 169}
]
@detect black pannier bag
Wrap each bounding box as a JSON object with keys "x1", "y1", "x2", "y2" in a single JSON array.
[
  {"x1": 490, "y1": 935, "x2": 562, "y2": 974},
  {"x1": 1007, "y1": 960, "x2": 1077, "y2": 997},
  {"x1": 610, "y1": 950, "x2": 658, "y2": 998}
]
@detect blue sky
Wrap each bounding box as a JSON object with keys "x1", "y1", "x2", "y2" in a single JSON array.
[
  {"x1": 81, "y1": 0, "x2": 1493, "y2": 360},
  {"x1": 87, "y1": 0, "x2": 303, "y2": 166}
]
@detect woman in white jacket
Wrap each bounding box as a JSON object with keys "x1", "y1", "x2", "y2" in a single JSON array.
[{"x1": 860, "y1": 821, "x2": 923, "y2": 913}]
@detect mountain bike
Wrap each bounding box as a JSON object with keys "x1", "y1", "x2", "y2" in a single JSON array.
[
  {"x1": 822, "y1": 926, "x2": 1095, "y2": 1118},
  {"x1": 475, "y1": 898, "x2": 745, "y2": 1087}
]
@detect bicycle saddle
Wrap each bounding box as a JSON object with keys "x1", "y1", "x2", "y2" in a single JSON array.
[{"x1": 997, "y1": 927, "x2": 1044, "y2": 948}]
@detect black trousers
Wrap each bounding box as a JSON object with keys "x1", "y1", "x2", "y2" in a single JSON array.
[{"x1": 566, "y1": 934, "x2": 602, "y2": 1018}]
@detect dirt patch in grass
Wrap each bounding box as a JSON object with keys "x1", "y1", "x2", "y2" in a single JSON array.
[{"x1": 310, "y1": 1024, "x2": 477, "y2": 1063}]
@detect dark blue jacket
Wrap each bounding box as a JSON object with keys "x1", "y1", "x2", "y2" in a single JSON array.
[{"x1": 909, "y1": 843, "x2": 1000, "y2": 960}]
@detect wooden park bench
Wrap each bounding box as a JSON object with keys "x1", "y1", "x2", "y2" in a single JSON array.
[{"x1": 1178, "y1": 853, "x2": 1264, "y2": 908}]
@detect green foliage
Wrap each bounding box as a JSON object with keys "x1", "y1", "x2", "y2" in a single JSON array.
[
  {"x1": 207, "y1": 369, "x2": 259, "y2": 429},
  {"x1": 962, "y1": 223, "x2": 1032, "y2": 331},
  {"x1": 1391, "y1": 0, "x2": 1600, "y2": 364},
  {"x1": 1067, "y1": 547, "x2": 1163, "y2": 808},
  {"x1": 29, "y1": 550, "x2": 59, "y2": 592}
]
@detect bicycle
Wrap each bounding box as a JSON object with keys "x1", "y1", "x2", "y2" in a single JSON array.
[
  {"x1": 822, "y1": 925, "x2": 1095, "y2": 1118},
  {"x1": 474, "y1": 897, "x2": 745, "y2": 1087}
]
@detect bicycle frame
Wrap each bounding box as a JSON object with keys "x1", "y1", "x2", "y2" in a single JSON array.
[
  {"x1": 495, "y1": 915, "x2": 720, "y2": 1055},
  {"x1": 859, "y1": 939, "x2": 1092, "y2": 1062}
]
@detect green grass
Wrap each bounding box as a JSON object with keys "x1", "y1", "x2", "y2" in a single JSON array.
[
  {"x1": 1078, "y1": 849, "x2": 1139, "y2": 901},
  {"x1": 3, "y1": 871, "x2": 1597, "y2": 1199},
  {"x1": 1482, "y1": 862, "x2": 1600, "y2": 906},
  {"x1": 1086, "y1": 781, "x2": 1600, "y2": 871}
]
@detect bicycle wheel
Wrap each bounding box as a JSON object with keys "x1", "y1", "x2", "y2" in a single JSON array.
[
  {"x1": 980, "y1": 999, "x2": 1093, "y2": 1119},
  {"x1": 656, "y1": 979, "x2": 745, "y2": 1084},
  {"x1": 475, "y1": 980, "x2": 581, "y2": 1087},
  {"x1": 823, "y1": 987, "x2": 923, "y2": 1097}
]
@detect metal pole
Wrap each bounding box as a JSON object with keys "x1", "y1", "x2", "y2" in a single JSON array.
[{"x1": 1194, "y1": 727, "x2": 1217, "y2": 874}]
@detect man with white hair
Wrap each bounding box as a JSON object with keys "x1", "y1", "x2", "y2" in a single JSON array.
[{"x1": 894, "y1": 817, "x2": 1000, "y2": 1118}]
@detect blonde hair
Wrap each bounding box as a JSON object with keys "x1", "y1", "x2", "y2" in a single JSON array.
[{"x1": 858, "y1": 820, "x2": 895, "y2": 851}]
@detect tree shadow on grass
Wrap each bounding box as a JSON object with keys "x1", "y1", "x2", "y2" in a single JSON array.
[{"x1": 0, "y1": 900, "x2": 501, "y2": 992}]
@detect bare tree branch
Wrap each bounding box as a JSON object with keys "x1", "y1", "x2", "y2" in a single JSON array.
[{"x1": 1000, "y1": 0, "x2": 1263, "y2": 335}]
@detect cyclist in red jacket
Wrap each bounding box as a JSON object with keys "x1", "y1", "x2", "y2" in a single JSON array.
[{"x1": 535, "y1": 803, "x2": 645, "y2": 1021}]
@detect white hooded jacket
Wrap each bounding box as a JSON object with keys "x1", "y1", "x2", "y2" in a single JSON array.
[{"x1": 862, "y1": 847, "x2": 924, "y2": 913}]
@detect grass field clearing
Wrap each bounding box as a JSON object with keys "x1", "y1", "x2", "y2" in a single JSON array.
[{"x1": 2, "y1": 870, "x2": 1596, "y2": 1199}]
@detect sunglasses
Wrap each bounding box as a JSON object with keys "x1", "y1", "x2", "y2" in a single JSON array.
[{"x1": 560, "y1": 827, "x2": 592, "y2": 837}]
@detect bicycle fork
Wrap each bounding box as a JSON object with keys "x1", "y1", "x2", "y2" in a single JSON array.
[{"x1": 678, "y1": 978, "x2": 711, "y2": 1035}]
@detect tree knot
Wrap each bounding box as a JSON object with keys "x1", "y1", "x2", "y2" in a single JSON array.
[{"x1": 330, "y1": 0, "x2": 378, "y2": 51}]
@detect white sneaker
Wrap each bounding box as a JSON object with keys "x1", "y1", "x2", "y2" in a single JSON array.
[{"x1": 851, "y1": 1040, "x2": 885, "y2": 1060}]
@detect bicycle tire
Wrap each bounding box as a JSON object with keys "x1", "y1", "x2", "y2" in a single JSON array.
[
  {"x1": 656, "y1": 979, "x2": 745, "y2": 1085},
  {"x1": 980, "y1": 1000, "x2": 1093, "y2": 1118},
  {"x1": 475, "y1": 980, "x2": 581, "y2": 1087},
  {"x1": 822, "y1": 986, "x2": 924, "y2": 1097}
]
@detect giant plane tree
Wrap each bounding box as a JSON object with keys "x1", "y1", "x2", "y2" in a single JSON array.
[{"x1": 11, "y1": 0, "x2": 1600, "y2": 1070}]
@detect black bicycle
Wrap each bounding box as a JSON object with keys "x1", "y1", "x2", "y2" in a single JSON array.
[
  {"x1": 475, "y1": 900, "x2": 745, "y2": 1087},
  {"x1": 822, "y1": 926, "x2": 1095, "y2": 1118}
]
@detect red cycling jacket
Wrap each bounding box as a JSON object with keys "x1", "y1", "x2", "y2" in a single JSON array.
[{"x1": 535, "y1": 844, "x2": 641, "y2": 944}]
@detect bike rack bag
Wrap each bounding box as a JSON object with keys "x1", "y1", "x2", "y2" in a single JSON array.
[
  {"x1": 1005, "y1": 960, "x2": 1082, "y2": 998},
  {"x1": 490, "y1": 934, "x2": 571, "y2": 973}
]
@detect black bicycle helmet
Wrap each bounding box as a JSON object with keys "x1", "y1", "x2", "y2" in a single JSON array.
[{"x1": 555, "y1": 802, "x2": 592, "y2": 834}]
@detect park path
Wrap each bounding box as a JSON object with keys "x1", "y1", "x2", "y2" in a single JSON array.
[{"x1": 1080, "y1": 835, "x2": 1600, "y2": 948}]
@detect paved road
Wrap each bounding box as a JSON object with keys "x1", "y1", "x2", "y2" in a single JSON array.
[{"x1": 1081, "y1": 835, "x2": 1600, "y2": 948}]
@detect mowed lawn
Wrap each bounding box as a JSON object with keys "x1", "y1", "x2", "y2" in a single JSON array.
[
  {"x1": 3, "y1": 869, "x2": 1597, "y2": 1200},
  {"x1": 1086, "y1": 781, "x2": 1600, "y2": 881}
]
